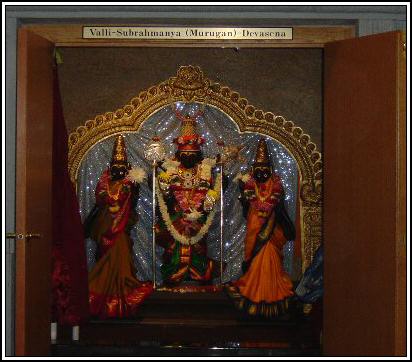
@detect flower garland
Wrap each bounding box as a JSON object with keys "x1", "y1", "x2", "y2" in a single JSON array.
[
  {"x1": 199, "y1": 158, "x2": 216, "y2": 180},
  {"x1": 156, "y1": 172, "x2": 222, "y2": 246}
]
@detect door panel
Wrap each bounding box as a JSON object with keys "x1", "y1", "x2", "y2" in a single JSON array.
[
  {"x1": 324, "y1": 31, "x2": 406, "y2": 356},
  {"x1": 16, "y1": 29, "x2": 54, "y2": 356}
]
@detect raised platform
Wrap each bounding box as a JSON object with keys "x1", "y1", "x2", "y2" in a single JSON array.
[{"x1": 52, "y1": 291, "x2": 322, "y2": 357}]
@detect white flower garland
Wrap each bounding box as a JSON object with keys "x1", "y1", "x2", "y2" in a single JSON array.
[
  {"x1": 200, "y1": 158, "x2": 216, "y2": 180},
  {"x1": 156, "y1": 172, "x2": 222, "y2": 246}
]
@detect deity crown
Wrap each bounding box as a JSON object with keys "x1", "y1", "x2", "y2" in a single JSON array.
[
  {"x1": 254, "y1": 138, "x2": 271, "y2": 165},
  {"x1": 174, "y1": 111, "x2": 205, "y2": 151},
  {"x1": 111, "y1": 134, "x2": 128, "y2": 165},
  {"x1": 181, "y1": 114, "x2": 197, "y2": 136}
]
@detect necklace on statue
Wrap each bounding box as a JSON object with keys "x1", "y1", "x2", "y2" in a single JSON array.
[
  {"x1": 107, "y1": 180, "x2": 122, "y2": 201},
  {"x1": 178, "y1": 165, "x2": 199, "y2": 189},
  {"x1": 255, "y1": 179, "x2": 274, "y2": 203}
]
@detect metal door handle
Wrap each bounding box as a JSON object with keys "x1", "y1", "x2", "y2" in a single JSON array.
[
  {"x1": 6, "y1": 232, "x2": 41, "y2": 240},
  {"x1": 26, "y1": 233, "x2": 41, "y2": 239}
]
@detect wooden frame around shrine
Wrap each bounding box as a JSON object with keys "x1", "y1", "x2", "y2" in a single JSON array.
[{"x1": 67, "y1": 65, "x2": 323, "y2": 272}]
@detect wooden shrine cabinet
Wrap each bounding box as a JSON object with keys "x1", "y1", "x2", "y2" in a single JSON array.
[{"x1": 15, "y1": 25, "x2": 406, "y2": 356}]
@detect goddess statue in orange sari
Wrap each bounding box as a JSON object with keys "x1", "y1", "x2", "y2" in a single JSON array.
[
  {"x1": 227, "y1": 138, "x2": 296, "y2": 318},
  {"x1": 84, "y1": 135, "x2": 153, "y2": 318}
]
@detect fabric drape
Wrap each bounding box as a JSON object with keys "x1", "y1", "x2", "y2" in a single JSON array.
[{"x1": 51, "y1": 64, "x2": 89, "y2": 326}]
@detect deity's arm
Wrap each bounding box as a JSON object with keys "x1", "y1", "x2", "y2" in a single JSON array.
[
  {"x1": 238, "y1": 174, "x2": 258, "y2": 213},
  {"x1": 153, "y1": 170, "x2": 178, "y2": 214},
  {"x1": 130, "y1": 182, "x2": 140, "y2": 210},
  {"x1": 95, "y1": 177, "x2": 110, "y2": 207},
  {"x1": 210, "y1": 164, "x2": 229, "y2": 192},
  {"x1": 201, "y1": 166, "x2": 221, "y2": 213},
  {"x1": 83, "y1": 176, "x2": 107, "y2": 238},
  {"x1": 146, "y1": 161, "x2": 166, "y2": 192},
  {"x1": 274, "y1": 182, "x2": 296, "y2": 241},
  {"x1": 83, "y1": 204, "x2": 99, "y2": 238},
  {"x1": 238, "y1": 180, "x2": 251, "y2": 218}
]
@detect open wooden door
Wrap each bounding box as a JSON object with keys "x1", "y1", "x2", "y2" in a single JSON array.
[
  {"x1": 324, "y1": 31, "x2": 406, "y2": 356},
  {"x1": 15, "y1": 29, "x2": 54, "y2": 356}
]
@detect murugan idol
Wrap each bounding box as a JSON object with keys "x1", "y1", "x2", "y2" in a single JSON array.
[
  {"x1": 227, "y1": 138, "x2": 296, "y2": 318},
  {"x1": 84, "y1": 135, "x2": 153, "y2": 318},
  {"x1": 155, "y1": 111, "x2": 221, "y2": 286}
]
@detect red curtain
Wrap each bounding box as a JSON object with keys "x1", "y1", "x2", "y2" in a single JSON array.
[{"x1": 51, "y1": 63, "x2": 89, "y2": 325}]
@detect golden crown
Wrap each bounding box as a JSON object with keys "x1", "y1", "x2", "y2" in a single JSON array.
[
  {"x1": 254, "y1": 138, "x2": 270, "y2": 165},
  {"x1": 111, "y1": 135, "x2": 128, "y2": 165},
  {"x1": 181, "y1": 115, "x2": 197, "y2": 136}
]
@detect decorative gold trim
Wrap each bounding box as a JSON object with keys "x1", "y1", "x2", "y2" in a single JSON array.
[{"x1": 68, "y1": 65, "x2": 322, "y2": 270}]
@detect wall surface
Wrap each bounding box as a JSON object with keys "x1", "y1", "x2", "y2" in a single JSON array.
[
  {"x1": 5, "y1": 5, "x2": 407, "y2": 357},
  {"x1": 57, "y1": 47, "x2": 323, "y2": 149}
]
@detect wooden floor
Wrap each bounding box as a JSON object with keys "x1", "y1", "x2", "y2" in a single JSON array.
[{"x1": 52, "y1": 291, "x2": 322, "y2": 357}]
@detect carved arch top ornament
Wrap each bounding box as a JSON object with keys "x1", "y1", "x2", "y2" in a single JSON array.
[{"x1": 68, "y1": 65, "x2": 322, "y2": 206}]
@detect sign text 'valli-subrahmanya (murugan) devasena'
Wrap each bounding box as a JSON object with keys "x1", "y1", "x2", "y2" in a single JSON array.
[{"x1": 83, "y1": 26, "x2": 293, "y2": 40}]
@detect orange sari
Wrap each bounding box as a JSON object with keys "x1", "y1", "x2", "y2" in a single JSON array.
[
  {"x1": 88, "y1": 171, "x2": 153, "y2": 319},
  {"x1": 229, "y1": 175, "x2": 294, "y2": 317}
]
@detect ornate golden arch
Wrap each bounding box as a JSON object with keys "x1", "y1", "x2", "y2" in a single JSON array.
[{"x1": 68, "y1": 65, "x2": 322, "y2": 271}]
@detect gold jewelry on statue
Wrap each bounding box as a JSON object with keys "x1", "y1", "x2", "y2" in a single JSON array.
[
  {"x1": 254, "y1": 180, "x2": 274, "y2": 203},
  {"x1": 107, "y1": 181, "x2": 122, "y2": 201},
  {"x1": 109, "y1": 204, "x2": 120, "y2": 213},
  {"x1": 181, "y1": 115, "x2": 197, "y2": 136},
  {"x1": 254, "y1": 138, "x2": 270, "y2": 164},
  {"x1": 177, "y1": 164, "x2": 200, "y2": 189},
  {"x1": 111, "y1": 134, "x2": 128, "y2": 164}
]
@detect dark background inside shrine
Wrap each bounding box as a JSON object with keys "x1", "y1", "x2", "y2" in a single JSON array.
[{"x1": 57, "y1": 47, "x2": 323, "y2": 149}]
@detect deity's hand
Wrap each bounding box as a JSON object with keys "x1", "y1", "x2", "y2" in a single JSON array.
[
  {"x1": 185, "y1": 209, "x2": 203, "y2": 221},
  {"x1": 203, "y1": 189, "x2": 219, "y2": 212},
  {"x1": 238, "y1": 195, "x2": 250, "y2": 219},
  {"x1": 156, "y1": 160, "x2": 166, "y2": 170},
  {"x1": 158, "y1": 171, "x2": 171, "y2": 196},
  {"x1": 243, "y1": 189, "x2": 255, "y2": 201},
  {"x1": 109, "y1": 203, "x2": 120, "y2": 214},
  {"x1": 203, "y1": 198, "x2": 214, "y2": 212},
  {"x1": 96, "y1": 190, "x2": 109, "y2": 207}
]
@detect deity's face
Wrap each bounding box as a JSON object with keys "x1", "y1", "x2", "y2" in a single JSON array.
[
  {"x1": 176, "y1": 150, "x2": 203, "y2": 169},
  {"x1": 253, "y1": 164, "x2": 272, "y2": 184},
  {"x1": 110, "y1": 163, "x2": 128, "y2": 181}
]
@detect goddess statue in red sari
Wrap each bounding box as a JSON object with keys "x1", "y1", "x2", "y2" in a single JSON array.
[
  {"x1": 227, "y1": 138, "x2": 296, "y2": 318},
  {"x1": 84, "y1": 135, "x2": 153, "y2": 318}
]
